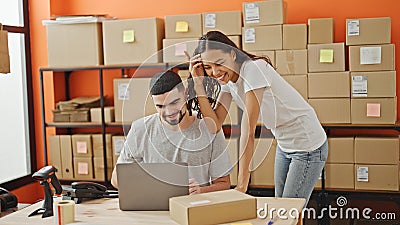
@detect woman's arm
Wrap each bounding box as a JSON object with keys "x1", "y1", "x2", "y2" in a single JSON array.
[
  {"x1": 189, "y1": 58, "x2": 232, "y2": 133},
  {"x1": 235, "y1": 87, "x2": 264, "y2": 193}
]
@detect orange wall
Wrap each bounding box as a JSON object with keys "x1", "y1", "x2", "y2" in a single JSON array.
[{"x1": 24, "y1": 0, "x2": 400, "y2": 203}]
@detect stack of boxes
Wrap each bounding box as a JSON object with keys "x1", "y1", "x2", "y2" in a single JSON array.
[
  {"x1": 277, "y1": 23, "x2": 308, "y2": 100},
  {"x1": 324, "y1": 137, "x2": 355, "y2": 189},
  {"x1": 347, "y1": 17, "x2": 396, "y2": 124},
  {"x1": 72, "y1": 134, "x2": 94, "y2": 180},
  {"x1": 307, "y1": 18, "x2": 349, "y2": 124},
  {"x1": 49, "y1": 133, "x2": 124, "y2": 181},
  {"x1": 163, "y1": 14, "x2": 202, "y2": 63},
  {"x1": 92, "y1": 134, "x2": 113, "y2": 180},
  {"x1": 240, "y1": 1, "x2": 287, "y2": 186},
  {"x1": 242, "y1": 0, "x2": 286, "y2": 63},
  {"x1": 354, "y1": 136, "x2": 399, "y2": 191}
]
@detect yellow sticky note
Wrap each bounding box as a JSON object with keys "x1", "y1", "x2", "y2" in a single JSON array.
[
  {"x1": 176, "y1": 21, "x2": 189, "y2": 33},
  {"x1": 366, "y1": 103, "x2": 381, "y2": 117},
  {"x1": 319, "y1": 49, "x2": 334, "y2": 63},
  {"x1": 123, "y1": 30, "x2": 135, "y2": 43}
]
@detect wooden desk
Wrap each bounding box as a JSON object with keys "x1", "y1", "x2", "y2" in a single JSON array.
[{"x1": 0, "y1": 197, "x2": 305, "y2": 225}]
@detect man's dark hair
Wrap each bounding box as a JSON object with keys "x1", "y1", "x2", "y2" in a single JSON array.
[{"x1": 149, "y1": 70, "x2": 184, "y2": 95}]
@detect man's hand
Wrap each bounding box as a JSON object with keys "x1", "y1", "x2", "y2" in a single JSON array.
[{"x1": 189, "y1": 178, "x2": 201, "y2": 195}]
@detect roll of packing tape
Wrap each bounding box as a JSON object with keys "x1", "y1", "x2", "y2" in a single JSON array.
[{"x1": 54, "y1": 200, "x2": 75, "y2": 225}]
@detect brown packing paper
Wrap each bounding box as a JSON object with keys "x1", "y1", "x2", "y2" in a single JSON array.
[{"x1": 0, "y1": 23, "x2": 10, "y2": 74}]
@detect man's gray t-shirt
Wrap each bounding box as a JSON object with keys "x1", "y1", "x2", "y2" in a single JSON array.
[{"x1": 117, "y1": 114, "x2": 232, "y2": 185}]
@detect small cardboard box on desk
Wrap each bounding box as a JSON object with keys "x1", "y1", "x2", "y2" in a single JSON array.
[{"x1": 169, "y1": 189, "x2": 256, "y2": 225}]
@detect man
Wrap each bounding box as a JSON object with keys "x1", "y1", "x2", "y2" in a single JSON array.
[{"x1": 111, "y1": 70, "x2": 232, "y2": 194}]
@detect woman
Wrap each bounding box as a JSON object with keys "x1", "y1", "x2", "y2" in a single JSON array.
[{"x1": 188, "y1": 31, "x2": 328, "y2": 205}]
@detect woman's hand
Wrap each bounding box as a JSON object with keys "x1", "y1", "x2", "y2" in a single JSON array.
[{"x1": 185, "y1": 52, "x2": 207, "y2": 96}]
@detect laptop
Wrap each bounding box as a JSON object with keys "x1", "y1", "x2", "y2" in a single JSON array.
[{"x1": 116, "y1": 162, "x2": 189, "y2": 211}]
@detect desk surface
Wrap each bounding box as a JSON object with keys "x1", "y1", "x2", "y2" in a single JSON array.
[{"x1": 0, "y1": 197, "x2": 305, "y2": 225}]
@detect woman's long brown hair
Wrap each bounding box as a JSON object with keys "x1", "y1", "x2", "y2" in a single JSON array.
[{"x1": 187, "y1": 31, "x2": 272, "y2": 118}]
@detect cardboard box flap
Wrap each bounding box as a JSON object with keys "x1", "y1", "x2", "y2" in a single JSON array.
[{"x1": 0, "y1": 23, "x2": 10, "y2": 74}]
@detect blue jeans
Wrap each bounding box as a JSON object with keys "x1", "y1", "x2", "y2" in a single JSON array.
[{"x1": 274, "y1": 140, "x2": 328, "y2": 206}]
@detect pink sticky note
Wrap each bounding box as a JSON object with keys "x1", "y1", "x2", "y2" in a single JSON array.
[
  {"x1": 366, "y1": 103, "x2": 381, "y2": 117},
  {"x1": 78, "y1": 162, "x2": 89, "y2": 174},
  {"x1": 77, "y1": 141, "x2": 87, "y2": 154},
  {"x1": 175, "y1": 43, "x2": 187, "y2": 56}
]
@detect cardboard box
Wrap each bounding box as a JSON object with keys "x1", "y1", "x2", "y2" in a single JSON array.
[
  {"x1": 327, "y1": 137, "x2": 354, "y2": 163},
  {"x1": 308, "y1": 98, "x2": 351, "y2": 124},
  {"x1": 275, "y1": 50, "x2": 308, "y2": 75},
  {"x1": 351, "y1": 98, "x2": 396, "y2": 124},
  {"x1": 165, "y1": 14, "x2": 202, "y2": 39},
  {"x1": 92, "y1": 134, "x2": 113, "y2": 158},
  {"x1": 112, "y1": 135, "x2": 125, "y2": 167},
  {"x1": 0, "y1": 24, "x2": 10, "y2": 73},
  {"x1": 349, "y1": 44, "x2": 395, "y2": 72},
  {"x1": 226, "y1": 138, "x2": 238, "y2": 185},
  {"x1": 46, "y1": 22, "x2": 103, "y2": 67},
  {"x1": 102, "y1": 18, "x2": 163, "y2": 65},
  {"x1": 169, "y1": 189, "x2": 257, "y2": 225},
  {"x1": 93, "y1": 157, "x2": 113, "y2": 180},
  {"x1": 346, "y1": 17, "x2": 391, "y2": 46},
  {"x1": 73, "y1": 157, "x2": 93, "y2": 180},
  {"x1": 355, "y1": 136, "x2": 399, "y2": 165},
  {"x1": 242, "y1": 25, "x2": 282, "y2": 51},
  {"x1": 308, "y1": 43, "x2": 345, "y2": 72},
  {"x1": 60, "y1": 135, "x2": 74, "y2": 179},
  {"x1": 202, "y1": 11, "x2": 242, "y2": 35},
  {"x1": 72, "y1": 134, "x2": 93, "y2": 157},
  {"x1": 325, "y1": 164, "x2": 355, "y2": 190},
  {"x1": 250, "y1": 139, "x2": 276, "y2": 186},
  {"x1": 93, "y1": 157, "x2": 113, "y2": 170},
  {"x1": 90, "y1": 107, "x2": 115, "y2": 123},
  {"x1": 308, "y1": 18, "x2": 334, "y2": 44},
  {"x1": 355, "y1": 164, "x2": 399, "y2": 191},
  {"x1": 243, "y1": 0, "x2": 287, "y2": 26},
  {"x1": 350, "y1": 71, "x2": 396, "y2": 98},
  {"x1": 49, "y1": 136, "x2": 63, "y2": 178},
  {"x1": 248, "y1": 51, "x2": 275, "y2": 67},
  {"x1": 113, "y1": 78, "x2": 157, "y2": 123},
  {"x1": 308, "y1": 72, "x2": 350, "y2": 98},
  {"x1": 163, "y1": 38, "x2": 199, "y2": 63},
  {"x1": 223, "y1": 101, "x2": 239, "y2": 126},
  {"x1": 228, "y1": 35, "x2": 241, "y2": 49},
  {"x1": 94, "y1": 167, "x2": 112, "y2": 181},
  {"x1": 282, "y1": 75, "x2": 308, "y2": 100},
  {"x1": 283, "y1": 24, "x2": 307, "y2": 50}
]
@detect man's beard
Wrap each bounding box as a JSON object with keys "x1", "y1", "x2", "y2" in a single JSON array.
[{"x1": 162, "y1": 109, "x2": 187, "y2": 126}]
